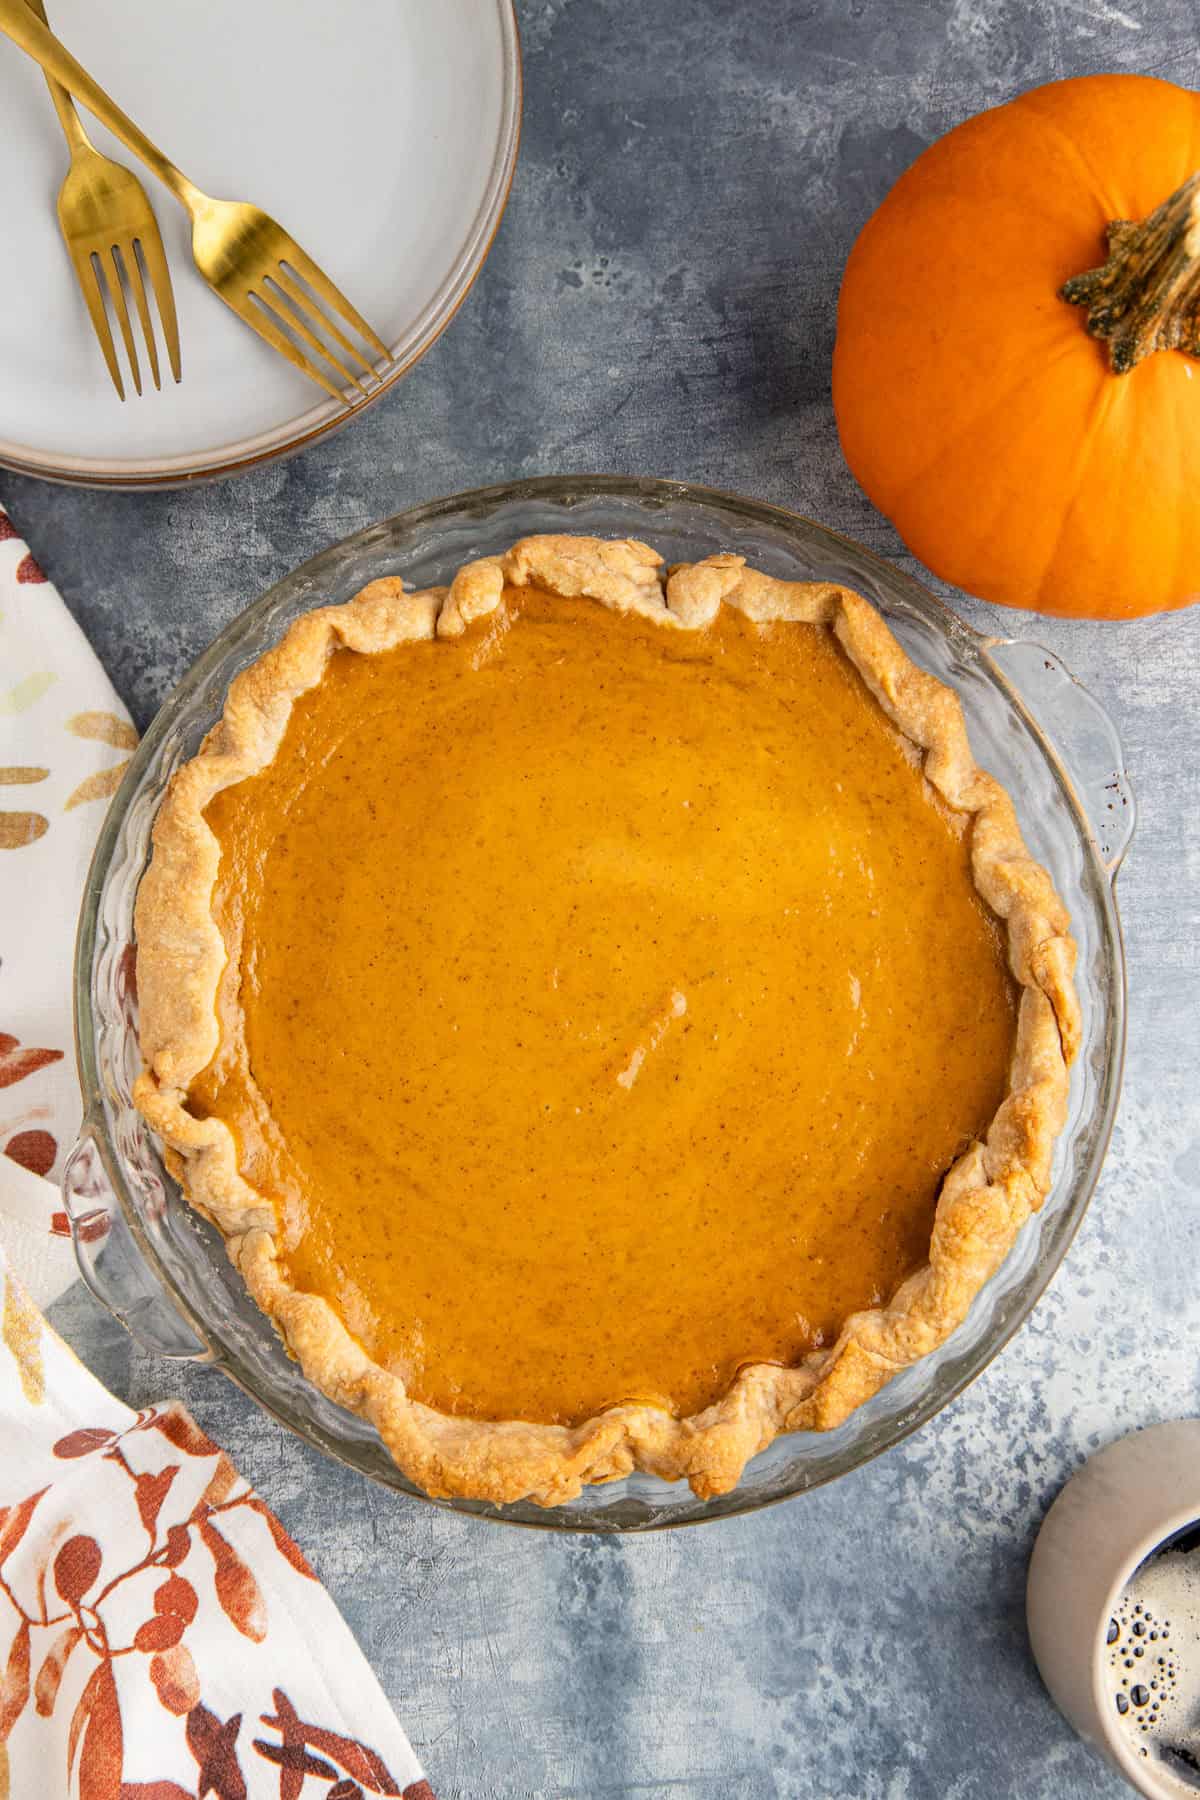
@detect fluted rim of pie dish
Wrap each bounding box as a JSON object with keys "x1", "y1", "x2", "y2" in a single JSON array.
[{"x1": 72, "y1": 477, "x2": 1128, "y2": 1531}]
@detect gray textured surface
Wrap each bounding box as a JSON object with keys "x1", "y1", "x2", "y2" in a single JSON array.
[{"x1": 6, "y1": 1, "x2": 1200, "y2": 1793}]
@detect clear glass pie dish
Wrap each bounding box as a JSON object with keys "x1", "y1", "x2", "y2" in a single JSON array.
[{"x1": 66, "y1": 476, "x2": 1133, "y2": 1533}]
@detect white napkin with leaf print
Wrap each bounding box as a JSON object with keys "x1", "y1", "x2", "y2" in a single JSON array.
[
  {"x1": 0, "y1": 502, "x2": 435, "y2": 1800},
  {"x1": 0, "y1": 501, "x2": 136, "y2": 1308},
  {"x1": 1, "y1": 1242, "x2": 433, "y2": 1800}
]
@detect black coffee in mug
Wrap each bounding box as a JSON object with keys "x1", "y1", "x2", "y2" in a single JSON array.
[{"x1": 1108, "y1": 1522, "x2": 1200, "y2": 1789}]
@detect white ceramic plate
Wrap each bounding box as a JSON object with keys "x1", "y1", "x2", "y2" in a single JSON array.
[{"x1": 0, "y1": 0, "x2": 520, "y2": 486}]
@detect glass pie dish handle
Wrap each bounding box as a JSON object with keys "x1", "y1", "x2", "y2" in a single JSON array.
[
  {"x1": 982, "y1": 638, "x2": 1136, "y2": 879},
  {"x1": 61, "y1": 1125, "x2": 211, "y2": 1360}
]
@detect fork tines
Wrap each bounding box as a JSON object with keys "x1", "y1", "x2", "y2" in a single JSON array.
[
  {"x1": 242, "y1": 249, "x2": 394, "y2": 405},
  {"x1": 75, "y1": 234, "x2": 181, "y2": 401}
]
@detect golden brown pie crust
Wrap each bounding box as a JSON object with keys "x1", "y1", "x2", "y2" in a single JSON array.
[{"x1": 133, "y1": 535, "x2": 1079, "y2": 1506}]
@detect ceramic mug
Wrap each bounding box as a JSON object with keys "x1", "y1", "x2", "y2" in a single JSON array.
[{"x1": 1027, "y1": 1421, "x2": 1200, "y2": 1796}]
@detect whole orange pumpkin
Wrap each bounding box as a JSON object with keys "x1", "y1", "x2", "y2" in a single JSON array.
[{"x1": 832, "y1": 73, "x2": 1200, "y2": 620}]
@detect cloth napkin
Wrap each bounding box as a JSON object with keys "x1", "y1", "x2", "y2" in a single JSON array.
[
  {"x1": 0, "y1": 503, "x2": 434, "y2": 1800},
  {"x1": 0, "y1": 507, "x2": 133, "y2": 1307}
]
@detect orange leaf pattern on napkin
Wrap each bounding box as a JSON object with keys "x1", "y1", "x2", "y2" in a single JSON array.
[
  {"x1": 0, "y1": 501, "x2": 138, "y2": 1213},
  {"x1": 0, "y1": 1248, "x2": 435, "y2": 1799},
  {"x1": 64, "y1": 711, "x2": 138, "y2": 812}
]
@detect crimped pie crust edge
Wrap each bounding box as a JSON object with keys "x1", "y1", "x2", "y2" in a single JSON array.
[{"x1": 132, "y1": 534, "x2": 1080, "y2": 1506}]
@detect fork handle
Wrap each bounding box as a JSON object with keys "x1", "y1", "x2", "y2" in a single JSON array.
[
  {"x1": 0, "y1": 0, "x2": 201, "y2": 210},
  {"x1": 22, "y1": 0, "x2": 90, "y2": 157}
]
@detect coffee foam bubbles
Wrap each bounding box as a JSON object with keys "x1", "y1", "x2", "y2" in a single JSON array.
[{"x1": 1108, "y1": 1530, "x2": 1200, "y2": 1791}]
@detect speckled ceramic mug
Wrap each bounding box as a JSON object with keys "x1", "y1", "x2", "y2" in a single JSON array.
[{"x1": 1028, "y1": 1421, "x2": 1200, "y2": 1797}]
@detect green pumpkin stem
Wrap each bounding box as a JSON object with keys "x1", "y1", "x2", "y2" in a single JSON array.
[{"x1": 1061, "y1": 171, "x2": 1200, "y2": 374}]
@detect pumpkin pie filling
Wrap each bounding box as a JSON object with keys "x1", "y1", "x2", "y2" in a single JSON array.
[{"x1": 190, "y1": 582, "x2": 1018, "y2": 1428}]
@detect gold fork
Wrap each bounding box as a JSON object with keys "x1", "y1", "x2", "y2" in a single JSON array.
[
  {"x1": 24, "y1": 0, "x2": 179, "y2": 399},
  {"x1": 0, "y1": 0, "x2": 393, "y2": 404}
]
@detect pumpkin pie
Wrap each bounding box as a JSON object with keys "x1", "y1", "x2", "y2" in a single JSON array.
[{"x1": 133, "y1": 535, "x2": 1079, "y2": 1506}]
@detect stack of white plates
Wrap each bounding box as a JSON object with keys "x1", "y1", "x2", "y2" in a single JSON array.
[{"x1": 0, "y1": 0, "x2": 520, "y2": 485}]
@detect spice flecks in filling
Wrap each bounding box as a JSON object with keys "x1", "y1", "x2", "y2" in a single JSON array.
[{"x1": 193, "y1": 586, "x2": 1017, "y2": 1425}]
